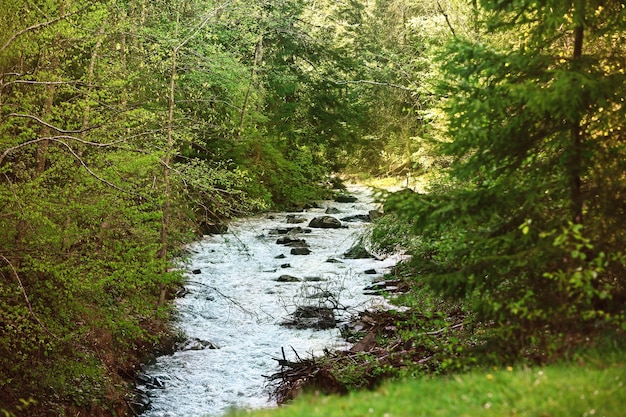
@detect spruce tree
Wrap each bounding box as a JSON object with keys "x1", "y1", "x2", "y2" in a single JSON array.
[{"x1": 387, "y1": 0, "x2": 626, "y2": 354}]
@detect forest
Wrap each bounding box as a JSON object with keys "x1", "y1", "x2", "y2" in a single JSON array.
[{"x1": 1, "y1": 0, "x2": 624, "y2": 415}]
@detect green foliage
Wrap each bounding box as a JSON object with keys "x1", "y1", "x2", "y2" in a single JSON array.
[
  {"x1": 382, "y1": 0, "x2": 626, "y2": 358},
  {"x1": 235, "y1": 132, "x2": 332, "y2": 208}
]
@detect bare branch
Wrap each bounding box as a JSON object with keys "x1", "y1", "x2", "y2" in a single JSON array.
[
  {"x1": 2, "y1": 80, "x2": 80, "y2": 87},
  {"x1": 330, "y1": 79, "x2": 414, "y2": 92},
  {"x1": 7, "y1": 113, "x2": 89, "y2": 134},
  {"x1": 437, "y1": 1, "x2": 457, "y2": 38},
  {"x1": 1, "y1": 6, "x2": 89, "y2": 53},
  {"x1": 51, "y1": 138, "x2": 148, "y2": 198},
  {"x1": 0, "y1": 135, "x2": 128, "y2": 167},
  {"x1": 0, "y1": 137, "x2": 154, "y2": 201},
  {"x1": 1, "y1": 255, "x2": 59, "y2": 340},
  {"x1": 176, "y1": 1, "x2": 235, "y2": 51}
]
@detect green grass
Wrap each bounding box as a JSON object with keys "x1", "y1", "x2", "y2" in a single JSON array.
[{"x1": 231, "y1": 353, "x2": 626, "y2": 417}]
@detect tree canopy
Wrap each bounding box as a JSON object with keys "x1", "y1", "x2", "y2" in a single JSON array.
[{"x1": 1, "y1": 0, "x2": 625, "y2": 414}]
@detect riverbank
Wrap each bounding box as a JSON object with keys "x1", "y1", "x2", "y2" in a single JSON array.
[{"x1": 231, "y1": 347, "x2": 626, "y2": 417}]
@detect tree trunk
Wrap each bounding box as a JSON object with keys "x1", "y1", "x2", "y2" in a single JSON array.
[
  {"x1": 239, "y1": 36, "x2": 263, "y2": 134},
  {"x1": 570, "y1": 5, "x2": 585, "y2": 225}
]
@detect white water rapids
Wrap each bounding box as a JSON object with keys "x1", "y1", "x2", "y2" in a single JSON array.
[{"x1": 138, "y1": 185, "x2": 404, "y2": 417}]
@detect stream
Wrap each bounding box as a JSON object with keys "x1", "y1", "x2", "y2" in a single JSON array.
[{"x1": 137, "y1": 185, "x2": 404, "y2": 417}]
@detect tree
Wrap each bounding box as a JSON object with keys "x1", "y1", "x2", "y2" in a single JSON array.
[{"x1": 386, "y1": 0, "x2": 626, "y2": 356}]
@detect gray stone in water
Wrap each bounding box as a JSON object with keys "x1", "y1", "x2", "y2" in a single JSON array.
[
  {"x1": 276, "y1": 236, "x2": 309, "y2": 247},
  {"x1": 325, "y1": 207, "x2": 341, "y2": 214},
  {"x1": 364, "y1": 269, "x2": 377, "y2": 274},
  {"x1": 341, "y1": 214, "x2": 371, "y2": 223},
  {"x1": 291, "y1": 247, "x2": 312, "y2": 255},
  {"x1": 334, "y1": 194, "x2": 358, "y2": 203},
  {"x1": 304, "y1": 276, "x2": 325, "y2": 282},
  {"x1": 308, "y1": 215, "x2": 342, "y2": 229},
  {"x1": 282, "y1": 306, "x2": 336, "y2": 329},
  {"x1": 326, "y1": 257, "x2": 342, "y2": 263},
  {"x1": 276, "y1": 274, "x2": 301, "y2": 282},
  {"x1": 179, "y1": 338, "x2": 219, "y2": 351},
  {"x1": 286, "y1": 214, "x2": 307, "y2": 224},
  {"x1": 344, "y1": 245, "x2": 375, "y2": 259}
]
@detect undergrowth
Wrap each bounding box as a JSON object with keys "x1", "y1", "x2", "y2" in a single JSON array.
[{"x1": 233, "y1": 347, "x2": 626, "y2": 417}]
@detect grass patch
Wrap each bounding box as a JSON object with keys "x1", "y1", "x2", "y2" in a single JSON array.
[{"x1": 231, "y1": 351, "x2": 625, "y2": 417}]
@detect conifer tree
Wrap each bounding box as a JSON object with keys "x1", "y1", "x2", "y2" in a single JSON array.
[{"x1": 387, "y1": 0, "x2": 626, "y2": 353}]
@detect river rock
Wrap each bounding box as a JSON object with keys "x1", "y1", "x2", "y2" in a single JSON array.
[
  {"x1": 341, "y1": 214, "x2": 371, "y2": 223},
  {"x1": 128, "y1": 391, "x2": 151, "y2": 415},
  {"x1": 308, "y1": 216, "x2": 342, "y2": 229},
  {"x1": 136, "y1": 374, "x2": 165, "y2": 389},
  {"x1": 369, "y1": 210, "x2": 383, "y2": 221},
  {"x1": 283, "y1": 306, "x2": 336, "y2": 330},
  {"x1": 334, "y1": 194, "x2": 358, "y2": 203},
  {"x1": 269, "y1": 226, "x2": 312, "y2": 235},
  {"x1": 326, "y1": 257, "x2": 342, "y2": 263},
  {"x1": 325, "y1": 207, "x2": 341, "y2": 214},
  {"x1": 363, "y1": 279, "x2": 406, "y2": 295},
  {"x1": 276, "y1": 236, "x2": 309, "y2": 247},
  {"x1": 286, "y1": 214, "x2": 307, "y2": 224},
  {"x1": 178, "y1": 338, "x2": 219, "y2": 351},
  {"x1": 291, "y1": 247, "x2": 312, "y2": 255},
  {"x1": 199, "y1": 221, "x2": 228, "y2": 235},
  {"x1": 287, "y1": 226, "x2": 311, "y2": 235},
  {"x1": 304, "y1": 276, "x2": 325, "y2": 282},
  {"x1": 344, "y1": 245, "x2": 375, "y2": 259},
  {"x1": 276, "y1": 274, "x2": 301, "y2": 282}
]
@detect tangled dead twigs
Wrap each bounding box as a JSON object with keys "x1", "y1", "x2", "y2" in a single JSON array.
[
  {"x1": 266, "y1": 308, "x2": 469, "y2": 404},
  {"x1": 265, "y1": 347, "x2": 347, "y2": 404}
]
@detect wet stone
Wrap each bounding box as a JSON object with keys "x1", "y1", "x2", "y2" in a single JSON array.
[
  {"x1": 308, "y1": 216, "x2": 342, "y2": 229},
  {"x1": 334, "y1": 194, "x2": 358, "y2": 203},
  {"x1": 291, "y1": 247, "x2": 312, "y2": 255},
  {"x1": 276, "y1": 275, "x2": 301, "y2": 282}
]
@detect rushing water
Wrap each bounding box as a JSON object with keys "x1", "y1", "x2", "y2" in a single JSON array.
[{"x1": 138, "y1": 185, "x2": 404, "y2": 417}]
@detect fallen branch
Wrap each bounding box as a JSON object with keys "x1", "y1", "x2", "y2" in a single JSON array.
[
  {"x1": 186, "y1": 280, "x2": 259, "y2": 319},
  {"x1": 422, "y1": 322, "x2": 464, "y2": 336}
]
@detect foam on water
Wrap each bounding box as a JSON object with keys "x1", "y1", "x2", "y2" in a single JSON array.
[{"x1": 139, "y1": 186, "x2": 404, "y2": 417}]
